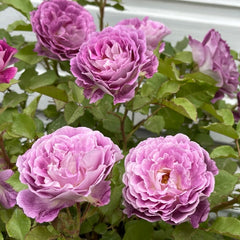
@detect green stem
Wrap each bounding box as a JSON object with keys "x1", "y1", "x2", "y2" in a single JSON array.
[
  {"x1": 120, "y1": 108, "x2": 128, "y2": 153},
  {"x1": 95, "y1": 0, "x2": 106, "y2": 30},
  {"x1": 235, "y1": 139, "x2": 240, "y2": 158}
]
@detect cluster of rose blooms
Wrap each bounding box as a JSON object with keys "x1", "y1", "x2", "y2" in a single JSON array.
[{"x1": 1, "y1": 0, "x2": 239, "y2": 229}]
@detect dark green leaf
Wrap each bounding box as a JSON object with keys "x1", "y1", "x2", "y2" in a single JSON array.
[
  {"x1": 46, "y1": 115, "x2": 67, "y2": 134},
  {"x1": 2, "y1": 92, "x2": 28, "y2": 108},
  {"x1": 123, "y1": 220, "x2": 153, "y2": 240},
  {"x1": 112, "y1": 3, "x2": 124, "y2": 10},
  {"x1": 175, "y1": 37, "x2": 189, "y2": 52},
  {"x1": 43, "y1": 104, "x2": 60, "y2": 119},
  {"x1": 33, "y1": 86, "x2": 68, "y2": 102},
  {"x1": 19, "y1": 67, "x2": 38, "y2": 90},
  {"x1": 6, "y1": 208, "x2": 31, "y2": 240},
  {"x1": 100, "y1": 231, "x2": 121, "y2": 240},
  {"x1": 94, "y1": 223, "x2": 108, "y2": 234},
  {"x1": 29, "y1": 70, "x2": 58, "y2": 89},
  {"x1": 132, "y1": 95, "x2": 150, "y2": 111},
  {"x1": 209, "y1": 170, "x2": 238, "y2": 208}
]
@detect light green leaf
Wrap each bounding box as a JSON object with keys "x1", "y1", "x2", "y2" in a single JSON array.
[
  {"x1": 209, "y1": 170, "x2": 238, "y2": 208},
  {"x1": 11, "y1": 113, "x2": 36, "y2": 139},
  {"x1": 6, "y1": 171, "x2": 27, "y2": 192},
  {"x1": 68, "y1": 81, "x2": 85, "y2": 103},
  {"x1": 174, "y1": 37, "x2": 189, "y2": 52},
  {"x1": 201, "y1": 103, "x2": 222, "y2": 122},
  {"x1": 1, "y1": 0, "x2": 33, "y2": 19},
  {"x1": 174, "y1": 51, "x2": 193, "y2": 64},
  {"x1": 33, "y1": 86, "x2": 68, "y2": 102},
  {"x1": 64, "y1": 102, "x2": 84, "y2": 124},
  {"x1": 209, "y1": 217, "x2": 240, "y2": 239},
  {"x1": 7, "y1": 20, "x2": 32, "y2": 32},
  {"x1": 144, "y1": 115, "x2": 165, "y2": 134},
  {"x1": 0, "y1": 79, "x2": 18, "y2": 92},
  {"x1": 185, "y1": 72, "x2": 217, "y2": 86},
  {"x1": 157, "y1": 81, "x2": 180, "y2": 99},
  {"x1": 163, "y1": 97, "x2": 197, "y2": 121},
  {"x1": 216, "y1": 109, "x2": 234, "y2": 125},
  {"x1": 29, "y1": 70, "x2": 58, "y2": 89},
  {"x1": 15, "y1": 43, "x2": 43, "y2": 65},
  {"x1": 210, "y1": 145, "x2": 238, "y2": 159},
  {"x1": 132, "y1": 95, "x2": 150, "y2": 111},
  {"x1": 6, "y1": 208, "x2": 31, "y2": 240},
  {"x1": 25, "y1": 226, "x2": 58, "y2": 240},
  {"x1": 203, "y1": 123, "x2": 238, "y2": 139},
  {"x1": 0, "y1": 232, "x2": 3, "y2": 240},
  {"x1": 123, "y1": 220, "x2": 153, "y2": 240}
]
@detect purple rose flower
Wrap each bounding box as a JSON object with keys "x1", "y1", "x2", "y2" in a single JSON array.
[
  {"x1": 70, "y1": 25, "x2": 158, "y2": 104},
  {"x1": 189, "y1": 29, "x2": 239, "y2": 102},
  {"x1": 117, "y1": 16, "x2": 171, "y2": 52},
  {"x1": 123, "y1": 134, "x2": 218, "y2": 228},
  {"x1": 0, "y1": 169, "x2": 17, "y2": 209},
  {"x1": 0, "y1": 40, "x2": 17, "y2": 84},
  {"x1": 16, "y1": 126, "x2": 123, "y2": 223},
  {"x1": 30, "y1": 0, "x2": 96, "y2": 60}
]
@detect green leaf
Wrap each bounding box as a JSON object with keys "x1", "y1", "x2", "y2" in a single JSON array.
[
  {"x1": 6, "y1": 208, "x2": 31, "y2": 240},
  {"x1": 163, "y1": 97, "x2": 197, "y2": 121},
  {"x1": 123, "y1": 220, "x2": 153, "y2": 240},
  {"x1": 23, "y1": 95, "x2": 41, "y2": 117},
  {"x1": 144, "y1": 115, "x2": 165, "y2": 134},
  {"x1": 0, "y1": 232, "x2": 3, "y2": 240},
  {"x1": 157, "y1": 81, "x2": 180, "y2": 99},
  {"x1": 201, "y1": 103, "x2": 222, "y2": 122},
  {"x1": 102, "y1": 114, "x2": 121, "y2": 133},
  {"x1": 158, "y1": 58, "x2": 176, "y2": 80},
  {"x1": 132, "y1": 95, "x2": 150, "y2": 111},
  {"x1": 7, "y1": 20, "x2": 32, "y2": 32},
  {"x1": 210, "y1": 145, "x2": 238, "y2": 159},
  {"x1": 2, "y1": 92, "x2": 28, "y2": 108},
  {"x1": 112, "y1": 3, "x2": 124, "y2": 10},
  {"x1": 43, "y1": 105, "x2": 60, "y2": 119},
  {"x1": 141, "y1": 72, "x2": 167, "y2": 98},
  {"x1": 68, "y1": 81, "x2": 85, "y2": 103},
  {"x1": 94, "y1": 223, "x2": 108, "y2": 234},
  {"x1": 29, "y1": 70, "x2": 58, "y2": 89},
  {"x1": 11, "y1": 113, "x2": 36, "y2": 139},
  {"x1": 209, "y1": 217, "x2": 240, "y2": 239},
  {"x1": 216, "y1": 109, "x2": 234, "y2": 125},
  {"x1": 1, "y1": 0, "x2": 33, "y2": 19},
  {"x1": 174, "y1": 51, "x2": 192, "y2": 64},
  {"x1": 64, "y1": 102, "x2": 84, "y2": 124},
  {"x1": 33, "y1": 86, "x2": 68, "y2": 102},
  {"x1": 100, "y1": 231, "x2": 121, "y2": 240},
  {"x1": 19, "y1": 67, "x2": 38, "y2": 90},
  {"x1": 6, "y1": 171, "x2": 27, "y2": 192},
  {"x1": 15, "y1": 43, "x2": 43, "y2": 65},
  {"x1": 203, "y1": 123, "x2": 238, "y2": 139},
  {"x1": 0, "y1": 79, "x2": 18, "y2": 92},
  {"x1": 209, "y1": 170, "x2": 238, "y2": 208},
  {"x1": 174, "y1": 37, "x2": 189, "y2": 52},
  {"x1": 173, "y1": 223, "x2": 217, "y2": 240},
  {"x1": 46, "y1": 115, "x2": 67, "y2": 134},
  {"x1": 215, "y1": 158, "x2": 238, "y2": 175},
  {"x1": 25, "y1": 226, "x2": 58, "y2": 240},
  {"x1": 185, "y1": 72, "x2": 217, "y2": 86}
]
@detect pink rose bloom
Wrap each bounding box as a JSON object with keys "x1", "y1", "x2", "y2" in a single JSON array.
[
  {"x1": 0, "y1": 40, "x2": 17, "y2": 84},
  {"x1": 123, "y1": 134, "x2": 218, "y2": 228},
  {"x1": 0, "y1": 169, "x2": 17, "y2": 209},
  {"x1": 189, "y1": 29, "x2": 239, "y2": 102},
  {"x1": 117, "y1": 16, "x2": 171, "y2": 52},
  {"x1": 70, "y1": 25, "x2": 158, "y2": 104},
  {"x1": 16, "y1": 126, "x2": 123, "y2": 223},
  {"x1": 30, "y1": 0, "x2": 96, "y2": 60}
]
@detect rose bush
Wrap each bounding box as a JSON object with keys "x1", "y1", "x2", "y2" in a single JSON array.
[
  {"x1": 16, "y1": 126, "x2": 123, "y2": 223},
  {"x1": 30, "y1": 0, "x2": 96, "y2": 60},
  {"x1": 0, "y1": 39, "x2": 17, "y2": 84},
  {"x1": 0, "y1": 169, "x2": 17, "y2": 209},
  {"x1": 189, "y1": 29, "x2": 239, "y2": 102},
  {"x1": 70, "y1": 25, "x2": 158, "y2": 104},
  {"x1": 123, "y1": 134, "x2": 218, "y2": 228}
]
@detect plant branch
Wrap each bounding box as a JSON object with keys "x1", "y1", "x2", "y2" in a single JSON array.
[
  {"x1": 120, "y1": 108, "x2": 128, "y2": 153},
  {"x1": 235, "y1": 139, "x2": 240, "y2": 158},
  {"x1": 211, "y1": 196, "x2": 240, "y2": 213},
  {"x1": 0, "y1": 132, "x2": 13, "y2": 169}
]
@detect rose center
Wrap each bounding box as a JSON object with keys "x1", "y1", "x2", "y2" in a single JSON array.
[{"x1": 161, "y1": 172, "x2": 170, "y2": 184}]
